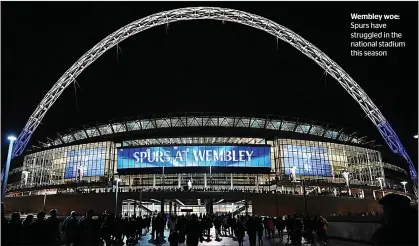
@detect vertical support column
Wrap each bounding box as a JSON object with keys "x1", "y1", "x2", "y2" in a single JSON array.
[
  {"x1": 366, "y1": 152, "x2": 374, "y2": 185},
  {"x1": 31, "y1": 157, "x2": 37, "y2": 187},
  {"x1": 245, "y1": 200, "x2": 249, "y2": 214},
  {"x1": 377, "y1": 152, "x2": 386, "y2": 188},
  {"x1": 133, "y1": 201, "x2": 137, "y2": 217},
  {"x1": 230, "y1": 173, "x2": 233, "y2": 190},
  {"x1": 39, "y1": 151, "x2": 47, "y2": 185},
  {"x1": 174, "y1": 203, "x2": 177, "y2": 215},
  {"x1": 153, "y1": 174, "x2": 156, "y2": 188},
  {"x1": 273, "y1": 141, "x2": 278, "y2": 176},
  {"x1": 178, "y1": 174, "x2": 181, "y2": 188},
  {"x1": 256, "y1": 175, "x2": 259, "y2": 192},
  {"x1": 206, "y1": 199, "x2": 213, "y2": 215},
  {"x1": 160, "y1": 198, "x2": 164, "y2": 214},
  {"x1": 169, "y1": 201, "x2": 173, "y2": 215},
  {"x1": 152, "y1": 203, "x2": 155, "y2": 212},
  {"x1": 204, "y1": 173, "x2": 207, "y2": 189}
]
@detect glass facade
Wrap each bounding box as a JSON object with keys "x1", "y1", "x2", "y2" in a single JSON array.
[
  {"x1": 7, "y1": 136, "x2": 406, "y2": 195},
  {"x1": 272, "y1": 139, "x2": 385, "y2": 186},
  {"x1": 17, "y1": 141, "x2": 115, "y2": 189}
]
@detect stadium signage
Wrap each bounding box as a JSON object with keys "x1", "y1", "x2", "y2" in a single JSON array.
[
  {"x1": 133, "y1": 148, "x2": 254, "y2": 163},
  {"x1": 117, "y1": 145, "x2": 271, "y2": 169}
]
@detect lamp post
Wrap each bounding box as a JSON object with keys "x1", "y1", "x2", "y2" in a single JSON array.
[
  {"x1": 401, "y1": 181, "x2": 408, "y2": 193},
  {"x1": 2, "y1": 136, "x2": 17, "y2": 203},
  {"x1": 115, "y1": 178, "x2": 121, "y2": 215}
]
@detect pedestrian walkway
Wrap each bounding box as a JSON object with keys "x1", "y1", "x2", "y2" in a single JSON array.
[{"x1": 131, "y1": 227, "x2": 369, "y2": 246}]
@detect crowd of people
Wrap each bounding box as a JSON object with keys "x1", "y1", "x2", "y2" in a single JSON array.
[
  {"x1": 2, "y1": 193, "x2": 418, "y2": 246},
  {"x1": 1, "y1": 201, "x2": 329, "y2": 246}
]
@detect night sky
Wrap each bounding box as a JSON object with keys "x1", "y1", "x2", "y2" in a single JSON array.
[{"x1": 1, "y1": 2, "x2": 418, "y2": 170}]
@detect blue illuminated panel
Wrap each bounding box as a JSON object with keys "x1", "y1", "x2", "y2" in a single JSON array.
[
  {"x1": 117, "y1": 145, "x2": 271, "y2": 169},
  {"x1": 64, "y1": 148, "x2": 106, "y2": 178},
  {"x1": 283, "y1": 145, "x2": 331, "y2": 176}
]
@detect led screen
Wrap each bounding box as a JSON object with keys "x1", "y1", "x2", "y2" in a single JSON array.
[
  {"x1": 64, "y1": 148, "x2": 106, "y2": 179},
  {"x1": 283, "y1": 145, "x2": 331, "y2": 176},
  {"x1": 117, "y1": 145, "x2": 271, "y2": 169}
]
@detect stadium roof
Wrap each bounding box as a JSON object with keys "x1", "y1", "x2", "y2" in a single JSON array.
[{"x1": 29, "y1": 112, "x2": 377, "y2": 152}]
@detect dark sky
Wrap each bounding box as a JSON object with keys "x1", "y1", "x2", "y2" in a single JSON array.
[{"x1": 1, "y1": 2, "x2": 418, "y2": 170}]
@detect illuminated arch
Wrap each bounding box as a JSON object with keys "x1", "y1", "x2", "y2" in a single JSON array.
[{"x1": 11, "y1": 7, "x2": 417, "y2": 195}]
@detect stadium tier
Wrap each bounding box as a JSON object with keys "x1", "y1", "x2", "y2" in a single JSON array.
[{"x1": 4, "y1": 113, "x2": 413, "y2": 216}]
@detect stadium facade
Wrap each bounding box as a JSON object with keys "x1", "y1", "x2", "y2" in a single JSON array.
[{"x1": 4, "y1": 113, "x2": 412, "y2": 216}]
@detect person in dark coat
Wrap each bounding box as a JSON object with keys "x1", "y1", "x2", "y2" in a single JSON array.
[
  {"x1": 235, "y1": 218, "x2": 245, "y2": 246},
  {"x1": 46, "y1": 209, "x2": 61, "y2": 245},
  {"x1": 291, "y1": 215, "x2": 303, "y2": 246},
  {"x1": 62, "y1": 211, "x2": 79, "y2": 246},
  {"x1": 78, "y1": 209, "x2": 97, "y2": 245},
  {"x1": 7, "y1": 212, "x2": 22, "y2": 245},
  {"x1": 168, "y1": 228, "x2": 179, "y2": 246},
  {"x1": 257, "y1": 217, "x2": 264, "y2": 246},
  {"x1": 101, "y1": 211, "x2": 114, "y2": 246},
  {"x1": 21, "y1": 214, "x2": 34, "y2": 245},
  {"x1": 29, "y1": 211, "x2": 49, "y2": 245},
  {"x1": 1, "y1": 203, "x2": 8, "y2": 245},
  {"x1": 214, "y1": 215, "x2": 222, "y2": 241},
  {"x1": 246, "y1": 216, "x2": 257, "y2": 246},
  {"x1": 371, "y1": 193, "x2": 418, "y2": 246},
  {"x1": 185, "y1": 214, "x2": 202, "y2": 246}
]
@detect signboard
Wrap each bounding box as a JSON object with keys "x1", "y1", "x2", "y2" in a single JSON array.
[{"x1": 117, "y1": 145, "x2": 271, "y2": 169}]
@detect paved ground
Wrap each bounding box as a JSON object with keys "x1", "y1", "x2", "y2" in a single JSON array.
[{"x1": 130, "y1": 228, "x2": 368, "y2": 246}]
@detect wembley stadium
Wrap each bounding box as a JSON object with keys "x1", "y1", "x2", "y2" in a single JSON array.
[{"x1": 3, "y1": 112, "x2": 413, "y2": 217}]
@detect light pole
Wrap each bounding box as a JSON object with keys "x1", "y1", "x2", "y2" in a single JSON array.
[
  {"x1": 401, "y1": 181, "x2": 408, "y2": 193},
  {"x1": 115, "y1": 178, "x2": 121, "y2": 215},
  {"x1": 2, "y1": 135, "x2": 17, "y2": 203}
]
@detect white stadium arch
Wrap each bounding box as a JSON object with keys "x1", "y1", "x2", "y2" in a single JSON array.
[{"x1": 10, "y1": 7, "x2": 417, "y2": 196}]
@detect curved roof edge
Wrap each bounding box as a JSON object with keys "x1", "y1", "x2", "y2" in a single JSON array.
[{"x1": 28, "y1": 113, "x2": 377, "y2": 152}]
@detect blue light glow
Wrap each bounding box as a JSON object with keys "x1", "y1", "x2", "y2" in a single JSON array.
[
  {"x1": 283, "y1": 145, "x2": 331, "y2": 177},
  {"x1": 64, "y1": 148, "x2": 106, "y2": 178},
  {"x1": 7, "y1": 136, "x2": 17, "y2": 141}
]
